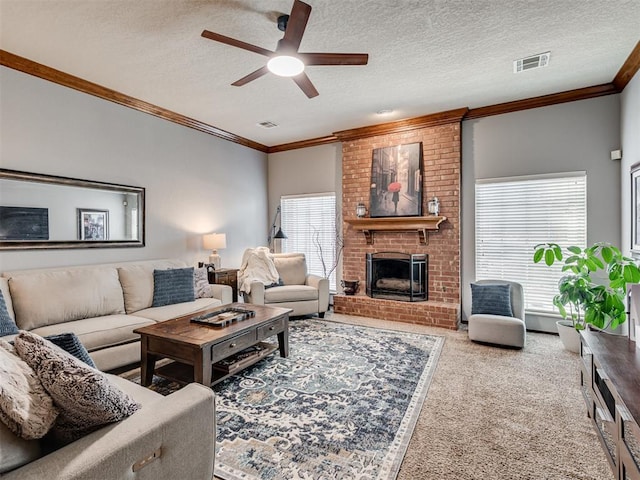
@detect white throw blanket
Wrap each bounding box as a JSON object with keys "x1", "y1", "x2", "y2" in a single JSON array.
[{"x1": 238, "y1": 247, "x2": 280, "y2": 294}]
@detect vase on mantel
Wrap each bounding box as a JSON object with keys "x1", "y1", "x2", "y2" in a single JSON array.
[{"x1": 341, "y1": 280, "x2": 359, "y2": 296}]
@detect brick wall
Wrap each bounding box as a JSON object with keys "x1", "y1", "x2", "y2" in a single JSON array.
[{"x1": 334, "y1": 120, "x2": 462, "y2": 329}]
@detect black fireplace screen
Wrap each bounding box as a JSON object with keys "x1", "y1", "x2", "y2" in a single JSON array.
[{"x1": 366, "y1": 252, "x2": 428, "y2": 302}]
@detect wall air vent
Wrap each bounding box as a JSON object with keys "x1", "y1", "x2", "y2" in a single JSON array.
[
  {"x1": 513, "y1": 52, "x2": 551, "y2": 73},
  {"x1": 257, "y1": 121, "x2": 278, "y2": 129}
]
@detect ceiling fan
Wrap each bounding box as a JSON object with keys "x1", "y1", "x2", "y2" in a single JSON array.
[{"x1": 201, "y1": 0, "x2": 368, "y2": 98}]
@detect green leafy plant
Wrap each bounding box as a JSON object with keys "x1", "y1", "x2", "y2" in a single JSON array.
[{"x1": 533, "y1": 242, "x2": 640, "y2": 331}]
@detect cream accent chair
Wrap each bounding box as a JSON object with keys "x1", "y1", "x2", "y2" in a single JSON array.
[
  {"x1": 468, "y1": 279, "x2": 526, "y2": 348},
  {"x1": 243, "y1": 253, "x2": 330, "y2": 317}
]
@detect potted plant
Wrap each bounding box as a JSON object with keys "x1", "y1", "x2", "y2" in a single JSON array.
[{"x1": 533, "y1": 242, "x2": 640, "y2": 352}]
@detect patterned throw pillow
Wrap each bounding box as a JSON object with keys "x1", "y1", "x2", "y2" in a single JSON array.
[
  {"x1": 45, "y1": 333, "x2": 96, "y2": 368},
  {"x1": 471, "y1": 283, "x2": 514, "y2": 317},
  {"x1": 0, "y1": 339, "x2": 58, "y2": 440},
  {"x1": 152, "y1": 267, "x2": 196, "y2": 307},
  {"x1": 194, "y1": 267, "x2": 214, "y2": 299},
  {"x1": 13, "y1": 331, "x2": 140, "y2": 444},
  {"x1": 0, "y1": 291, "x2": 18, "y2": 336}
]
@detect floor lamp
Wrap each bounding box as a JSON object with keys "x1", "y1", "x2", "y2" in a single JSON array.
[{"x1": 268, "y1": 206, "x2": 287, "y2": 253}]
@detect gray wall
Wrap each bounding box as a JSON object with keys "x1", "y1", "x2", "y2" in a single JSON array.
[
  {"x1": 0, "y1": 67, "x2": 268, "y2": 271},
  {"x1": 620, "y1": 71, "x2": 640, "y2": 257},
  {"x1": 267, "y1": 143, "x2": 342, "y2": 285},
  {"x1": 461, "y1": 95, "x2": 622, "y2": 331}
]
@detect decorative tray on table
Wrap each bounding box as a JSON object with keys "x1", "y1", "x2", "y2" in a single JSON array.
[{"x1": 190, "y1": 307, "x2": 255, "y2": 328}]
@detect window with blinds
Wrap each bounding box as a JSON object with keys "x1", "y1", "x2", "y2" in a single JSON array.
[
  {"x1": 475, "y1": 172, "x2": 586, "y2": 313},
  {"x1": 280, "y1": 193, "x2": 338, "y2": 291}
]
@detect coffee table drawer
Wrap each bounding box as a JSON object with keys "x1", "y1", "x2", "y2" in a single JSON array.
[
  {"x1": 212, "y1": 330, "x2": 256, "y2": 362},
  {"x1": 258, "y1": 317, "x2": 285, "y2": 340}
]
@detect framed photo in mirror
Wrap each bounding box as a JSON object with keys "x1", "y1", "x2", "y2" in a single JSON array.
[{"x1": 78, "y1": 208, "x2": 109, "y2": 241}]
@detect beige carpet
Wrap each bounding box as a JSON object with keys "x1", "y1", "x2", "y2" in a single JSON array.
[{"x1": 323, "y1": 311, "x2": 612, "y2": 480}]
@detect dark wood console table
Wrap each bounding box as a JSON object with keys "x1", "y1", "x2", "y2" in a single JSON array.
[{"x1": 580, "y1": 330, "x2": 640, "y2": 479}]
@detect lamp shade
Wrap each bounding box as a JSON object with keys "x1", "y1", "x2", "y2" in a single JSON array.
[
  {"x1": 203, "y1": 233, "x2": 227, "y2": 251},
  {"x1": 274, "y1": 228, "x2": 287, "y2": 239}
]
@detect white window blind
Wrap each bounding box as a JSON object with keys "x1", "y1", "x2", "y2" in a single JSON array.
[
  {"x1": 475, "y1": 172, "x2": 586, "y2": 313},
  {"x1": 280, "y1": 193, "x2": 338, "y2": 291}
]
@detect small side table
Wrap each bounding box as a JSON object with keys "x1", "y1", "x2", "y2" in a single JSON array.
[{"x1": 208, "y1": 268, "x2": 239, "y2": 302}]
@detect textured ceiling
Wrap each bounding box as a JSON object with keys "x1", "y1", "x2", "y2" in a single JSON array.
[{"x1": 1, "y1": 0, "x2": 639, "y2": 147}]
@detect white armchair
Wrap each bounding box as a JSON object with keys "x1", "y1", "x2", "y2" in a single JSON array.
[
  {"x1": 243, "y1": 253, "x2": 329, "y2": 318},
  {"x1": 468, "y1": 279, "x2": 526, "y2": 348}
]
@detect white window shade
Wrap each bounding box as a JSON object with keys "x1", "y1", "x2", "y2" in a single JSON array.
[
  {"x1": 475, "y1": 172, "x2": 586, "y2": 313},
  {"x1": 280, "y1": 193, "x2": 338, "y2": 291}
]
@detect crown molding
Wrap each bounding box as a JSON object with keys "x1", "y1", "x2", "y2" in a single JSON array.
[
  {"x1": 465, "y1": 84, "x2": 618, "y2": 120},
  {"x1": 613, "y1": 40, "x2": 640, "y2": 92},
  {"x1": 0, "y1": 50, "x2": 269, "y2": 153},
  {"x1": 332, "y1": 107, "x2": 469, "y2": 142},
  {"x1": 267, "y1": 135, "x2": 339, "y2": 154}
]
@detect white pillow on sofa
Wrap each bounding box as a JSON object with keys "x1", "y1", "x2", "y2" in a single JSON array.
[{"x1": 0, "y1": 340, "x2": 58, "y2": 441}]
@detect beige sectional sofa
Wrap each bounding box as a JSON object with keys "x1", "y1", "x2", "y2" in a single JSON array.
[
  {"x1": 0, "y1": 259, "x2": 227, "y2": 479},
  {"x1": 2, "y1": 377, "x2": 216, "y2": 480},
  {"x1": 0, "y1": 258, "x2": 232, "y2": 371}
]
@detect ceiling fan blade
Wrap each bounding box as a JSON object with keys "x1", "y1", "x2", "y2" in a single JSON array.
[
  {"x1": 231, "y1": 66, "x2": 270, "y2": 86},
  {"x1": 292, "y1": 72, "x2": 319, "y2": 98},
  {"x1": 300, "y1": 53, "x2": 369, "y2": 66},
  {"x1": 201, "y1": 30, "x2": 273, "y2": 57},
  {"x1": 282, "y1": 0, "x2": 312, "y2": 50}
]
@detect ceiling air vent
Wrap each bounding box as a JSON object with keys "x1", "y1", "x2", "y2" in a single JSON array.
[
  {"x1": 513, "y1": 52, "x2": 551, "y2": 73},
  {"x1": 257, "y1": 121, "x2": 278, "y2": 129}
]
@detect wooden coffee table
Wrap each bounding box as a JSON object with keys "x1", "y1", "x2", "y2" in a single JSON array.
[{"x1": 134, "y1": 303, "x2": 292, "y2": 387}]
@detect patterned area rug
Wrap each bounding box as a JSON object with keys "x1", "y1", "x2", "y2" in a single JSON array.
[{"x1": 126, "y1": 319, "x2": 444, "y2": 480}]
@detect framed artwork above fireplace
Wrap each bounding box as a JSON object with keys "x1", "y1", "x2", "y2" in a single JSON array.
[{"x1": 369, "y1": 142, "x2": 422, "y2": 217}]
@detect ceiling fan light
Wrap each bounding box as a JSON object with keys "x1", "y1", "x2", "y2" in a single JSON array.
[{"x1": 267, "y1": 55, "x2": 305, "y2": 77}]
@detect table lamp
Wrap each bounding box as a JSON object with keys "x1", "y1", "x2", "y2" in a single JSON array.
[{"x1": 203, "y1": 233, "x2": 226, "y2": 269}]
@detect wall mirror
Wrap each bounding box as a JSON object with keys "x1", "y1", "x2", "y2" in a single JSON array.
[{"x1": 0, "y1": 169, "x2": 145, "y2": 250}]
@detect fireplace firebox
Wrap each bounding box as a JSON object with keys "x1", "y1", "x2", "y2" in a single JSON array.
[{"x1": 366, "y1": 252, "x2": 428, "y2": 302}]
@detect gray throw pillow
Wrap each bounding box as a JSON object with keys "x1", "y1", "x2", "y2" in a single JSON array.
[
  {"x1": 152, "y1": 267, "x2": 195, "y2": 307},
  {"x1": 44, "y1": 333, "x2": 96, "y2": 368},
  {"x1": 0, "y1": 291, "x2": 18, "y2": 336},
  {"x1": 13, "y1": 331, "x2": 140, "y2": 445},
  {"x1": 471, "y1": 283, "x2": 513, "y2": 317}
]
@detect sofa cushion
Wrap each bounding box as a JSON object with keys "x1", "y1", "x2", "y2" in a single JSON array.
[
  {"x1": 133, "y1": 298, "x2": 222, "y2": 322},
  {"x1": 264, "y1": 285, "x2": 319, "y2": 303},
  {"x1": 471, "y1": 283, "x2": 513, "y2": 317},
  {"x1": 44, "y1": 333, "x2": 96, "y2": 368},
  {"x1": 273, "y1": 254, "x2": 307, "y2": 285},
  {"x1": 107, "y1": 374, "x2": 163, "y2": 406},
  {"x1": 31, "y1": 314, "x2": 154, "y2": 353},
  {"x1": 152, "y1": 267, "x2": 195, "y2": 307},
  {"x1": 0, "y1": 290, "x2": 18, "y2": 336},
  {"x1": 0, "y1": 340, "x2": 58, "y2": 440},
  {"x1": 117, "y1": 260, "x2": 187, "y2": 313},
  {"x1": 0, "y1": 421, "x2": 42, "y2": 474},
  {"x1": 8, "y1": 268, "x2": 125, "y2": 331},
  {"x1": 13, "y1": 331, "x2": 140, "y2": 445}
]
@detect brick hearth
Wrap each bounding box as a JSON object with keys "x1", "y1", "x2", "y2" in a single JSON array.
[{"x1": 334, "y1": 111, "x2": 463, "y2": 329}]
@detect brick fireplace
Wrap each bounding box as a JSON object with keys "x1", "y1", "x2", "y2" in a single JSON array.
[{"x1": 333, "y1": 109, "x2": 465, "y2": 329}]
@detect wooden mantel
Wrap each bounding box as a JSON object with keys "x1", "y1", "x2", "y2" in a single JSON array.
[{"x1": 345, "y1": 216, "x2": 447, "y2": 244}]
